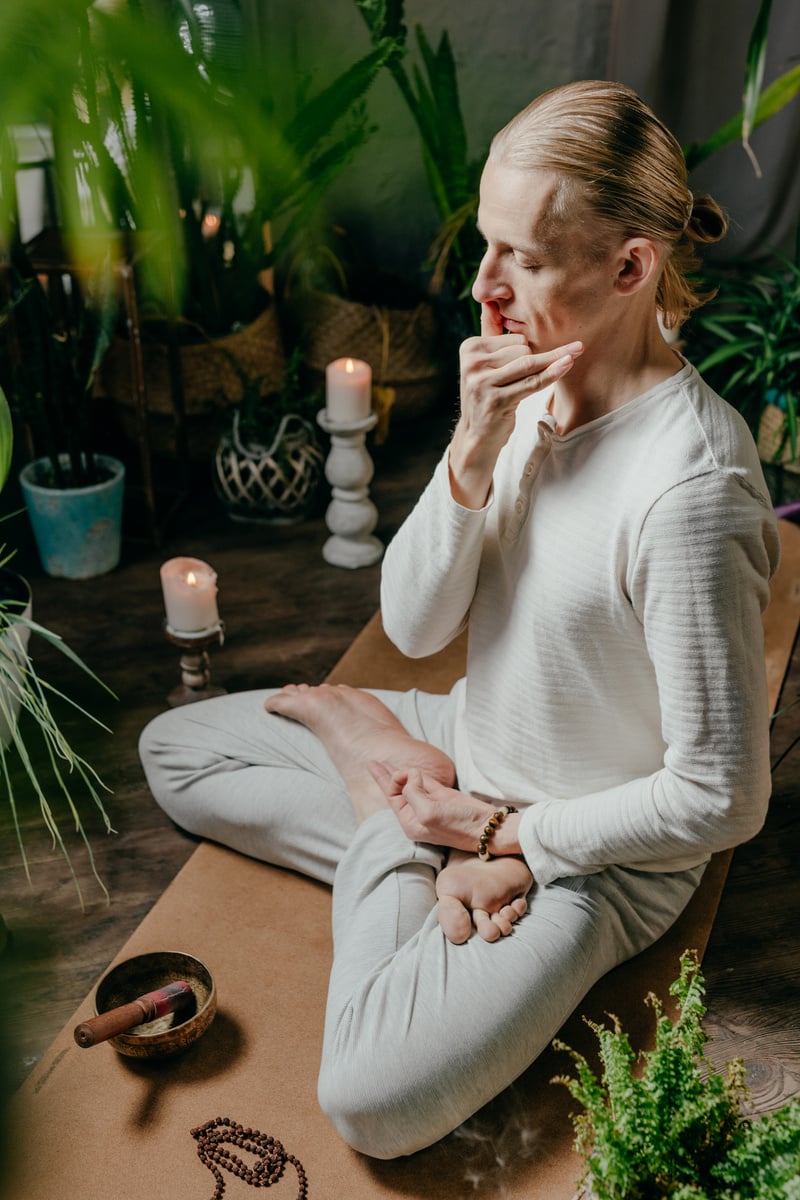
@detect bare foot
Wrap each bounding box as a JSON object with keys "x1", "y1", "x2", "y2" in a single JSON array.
[
  {"x1": 264, "y1": 684, "x2": 455, "y2": 823},
  {"x1": 436, "y1": 851, "x2": 532, "y2": 944}
]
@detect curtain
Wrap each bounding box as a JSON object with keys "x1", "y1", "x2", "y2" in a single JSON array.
[{"x1": 607, "y1": 0, "x2": 800, "y2": 260}]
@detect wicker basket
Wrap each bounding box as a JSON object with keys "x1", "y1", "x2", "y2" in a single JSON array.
[
  {"x1": 213, "y1": 412, "x2": 324, "y2": 524},
  {"x1": 101, "y1": 305, "x2": 286, "y2": 460},
  {"x1": 302, "y1": 292, "x2": 445, "y2": 440},
  {"x1": 757, "y1": 401, "x2": 800, "y2": 472}
]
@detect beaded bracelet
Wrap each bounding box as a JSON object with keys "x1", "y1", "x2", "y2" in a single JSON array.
[{"x1": 476, "y1": 805, "x2": 518, "y2": 861}]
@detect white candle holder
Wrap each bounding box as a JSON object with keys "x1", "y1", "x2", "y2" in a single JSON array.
[
  {"x1": 317, "y1": 410, "x2": 383, "y2": 569},
  {"x1": 164, "y1": 622, "x2": 227, "y2": 707}
]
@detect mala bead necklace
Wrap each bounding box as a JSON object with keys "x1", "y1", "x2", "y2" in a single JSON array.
[{"x1": 190, "y1": 1117, "x2": 308, "y2": 1199}]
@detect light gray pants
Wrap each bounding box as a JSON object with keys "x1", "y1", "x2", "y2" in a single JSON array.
[{"x1": 139, "y1": 686, "x2": 704, "y2": 1159}]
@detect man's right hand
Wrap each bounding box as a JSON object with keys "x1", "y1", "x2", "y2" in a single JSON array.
[{"x1": 448, "y1": 302, "x2": 582, "y2": 508}]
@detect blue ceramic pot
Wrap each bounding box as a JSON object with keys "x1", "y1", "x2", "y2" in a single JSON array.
[{"x1": 19, "y1": 454, "x2": 125, "y2": 579}]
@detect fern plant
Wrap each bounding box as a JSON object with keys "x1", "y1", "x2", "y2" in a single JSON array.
[{"x1": 554, "y1": 950, "x2": 800, "y2": 1200}]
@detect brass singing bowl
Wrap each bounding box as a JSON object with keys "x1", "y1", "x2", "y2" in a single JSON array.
[{"x1": 94, "y1": 950, "x2": 217, "y2": 1059}]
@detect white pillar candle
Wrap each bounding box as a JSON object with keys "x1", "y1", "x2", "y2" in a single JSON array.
[
  {"x1": 325, "y1": 357, "x2": 372, "y2": 423},
  {"x1": 160, "y1": 557, "x2": 219, "y2": 632}
]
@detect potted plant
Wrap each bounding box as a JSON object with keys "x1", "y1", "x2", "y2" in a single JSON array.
[
  {"x1": 554, "y1": 949, "x2": 800, "y2": 1199},
  {"x1": 288, "y1": 253, "x2": 447, "y2": 446},
  {"x1": 99, "y1": 1, "x2": 398, "y2": 458},
  {"x1": 213, "y1": 346, "x2": 324, "y2": 524},
  {"x1": 0, "y1": 0, "x2": 400, "y2": 462},
  {"x1": 0, "y1": 384, "x2": 114, "y2": 910},
  {"x1": 0, "y1": 241, "x2": 124, "y2": 578},
  {"x1": 688, "y1": 237, "x2": 800, "y2": 502}
]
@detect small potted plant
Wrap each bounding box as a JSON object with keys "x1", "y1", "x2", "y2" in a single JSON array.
[
  {"x1": 688, "y1": 236, "x2": 800, "y2": 501},
  {"x1": 0, "y1": 385, "x2": 114, "y2": 911},
  {"x1": 213, "y1": 347, "x2": 324, "y2": 524},
  {"x1": 554, "y1": 950, "x2": 800, "y2": 1199}
]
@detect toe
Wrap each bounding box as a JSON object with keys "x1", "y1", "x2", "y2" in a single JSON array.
[
  {"x1": 490, "y1": 911, "x2": 514, "y2": 937},
  {"x1": 437, "y1": 895, "x2": 473, "y2": 945},
  {"x1": 474, "y1": 909, "x2": 502, "y2": 943}
]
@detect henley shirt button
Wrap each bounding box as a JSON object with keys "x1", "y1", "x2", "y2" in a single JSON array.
[
  {"x1": 524, "y1": 463, "x2": 534, "y2": 477},
  {"x1": 515, "y1": 498, "x2": 525, "y2": 514}
]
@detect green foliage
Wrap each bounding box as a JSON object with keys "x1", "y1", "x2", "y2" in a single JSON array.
[
  {"x1": 689, "y1": 236, "x2": 800, "y2": 460},
  {"x1": 0, "y1": 250, "x2": 117, "y2": 485},
  {"x1": 0, "y1": 385, "x2": 114, "y2": 904},
  {"x1": 0, "y1": 0, "x2": 396, "y2": 481},
  {"x1": 684, "y1": 0, "x2": 800, "y2": 173},
  {"x1": 0, "y1": 389, "x2": 11, "y2": 491},
  {"x1": 353, "y1": 0, "x2": 407, "y2": 44},
  {"x1": 0, "y1": 0, "x2": 396, "y2": 325},
  {"x1": 0, "y1": 597, "x2": 115, "y2": 907},
  {"x1": 354, "y1": 0, "x2": 485, "y2": 335},
  {"x1": 233, "y1": 346, "x2": 321, "y2": 453},
  {"x1": 358, "y1": 0, "x2": 798, "y2": 341},
  {"x1": 166, "y1": 6, "x2": 398, "y2": 333},
  {"x1": 554, "y1": 950, "x2": 800, "y2": 1200}
]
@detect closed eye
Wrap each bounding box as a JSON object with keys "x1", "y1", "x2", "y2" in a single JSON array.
[{"x1": 513, "y1": 252, "x2": 542, "y2": 271}]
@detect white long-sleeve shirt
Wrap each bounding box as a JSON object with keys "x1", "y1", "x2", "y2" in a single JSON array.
[{"x1": 381, "y1": 361, "x2": 781, "y2": 886}]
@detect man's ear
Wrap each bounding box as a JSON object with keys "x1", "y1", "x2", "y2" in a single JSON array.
[{"x1": 614, "y1": 238, "x2": 662, "y2": 295}]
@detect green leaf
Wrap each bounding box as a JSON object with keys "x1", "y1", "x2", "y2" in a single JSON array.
[
  {"x1": 418, "y1": 27, "x2": 469, "y2": 207},
  {"x1": 284, "y1": 41, "x2": 395, "y2": 160},
  {"x1": 354, "y1": 0, "x2": 407, "y2": 45},
  {"x1": 0, "y1": 387, "x2": 12, "y2": 491},
  {"x1": 742, "y1": 0, "x2": 773, "y2": 154},
  {"x1": 696, "y1": 339, "x2": 762, "y2": 372},
  {"x1": 685, "y1": 63, "x2": 800, "y2": 170}
]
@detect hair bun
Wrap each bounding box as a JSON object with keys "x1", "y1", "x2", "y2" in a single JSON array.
[{"x1": 686, "y1": 193, "x2": 728, "y2": 245}]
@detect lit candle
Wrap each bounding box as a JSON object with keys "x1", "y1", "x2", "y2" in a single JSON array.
[
  {"x1": 160, "y1": 557, "x2": 219, "y2": 633},
  {"x1": 325, "y1": 357, "x2": 372, "y2": 423},
  {"x1": 201, "y1": 212, "x2": 221, "y2": 238}
]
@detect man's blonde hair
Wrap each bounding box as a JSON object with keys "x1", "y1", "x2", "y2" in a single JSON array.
[{"x1": 490, "y1": 80, "x2": 727, "y2": 328}]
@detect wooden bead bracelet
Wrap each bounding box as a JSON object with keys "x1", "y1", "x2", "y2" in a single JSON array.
[{"x1": 476, "y1": 805, "x2": 518, "y2": 861}]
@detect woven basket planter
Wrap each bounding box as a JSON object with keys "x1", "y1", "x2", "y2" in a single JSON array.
[
  {"x1": 757, "y1": 400, "x2": 800, "y2": 472},
  {"x1": 757, "y1": 399, "x2": 800, "y2": 504},
  {"x1": 101, "y1": 305, "x2": 286, "y2": 460},
  {"x1": 302, "y1": 292, "x2": 445, "y2": 442},
  {"x1": 213, "y1": 411, "x2": 324, "y2": 524}
]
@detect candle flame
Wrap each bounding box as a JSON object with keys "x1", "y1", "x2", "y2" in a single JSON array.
[
  {"x1": 345, "y1": 358, "x2": 355, "y2": 373},
  {"x1": 186, "y1": 571, "x2": 198, "y2": 586}
]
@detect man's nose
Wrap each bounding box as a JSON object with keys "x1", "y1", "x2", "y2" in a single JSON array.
[{"x1": 472, "y1": 250, "x2": 510, "y2": 304}]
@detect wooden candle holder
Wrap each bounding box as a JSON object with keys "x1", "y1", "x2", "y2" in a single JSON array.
[{"x1": 164, "y1": 622, "x2": 227, "y2": 707}]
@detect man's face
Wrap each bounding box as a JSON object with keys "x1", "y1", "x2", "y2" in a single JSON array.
[{"x1": 472, "y1": 161, "x2": 621, "y2": 353}]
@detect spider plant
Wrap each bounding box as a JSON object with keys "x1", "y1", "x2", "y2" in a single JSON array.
[{"x1": 0, "y1": 385, "x2": 115, "y2": 905}]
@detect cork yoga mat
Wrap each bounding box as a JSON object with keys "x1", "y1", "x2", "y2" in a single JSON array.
[{"x1": 5, "y1": 519, "x2": 799, "y2": 1200}]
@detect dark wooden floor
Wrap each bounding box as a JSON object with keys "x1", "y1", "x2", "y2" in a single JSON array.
[{"x1": 1, "y1": 408, "x2": 799, "y2": 1120}]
